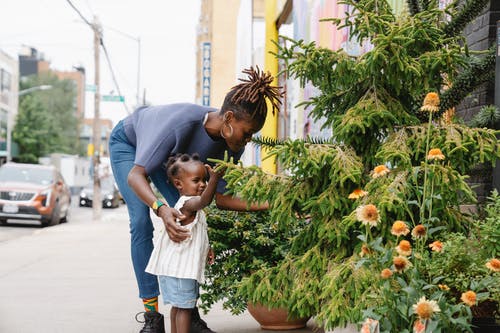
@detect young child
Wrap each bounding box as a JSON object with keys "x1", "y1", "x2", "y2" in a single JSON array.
[{"x1": 145, "y1": 153, "x2": 219, "y2": 333}]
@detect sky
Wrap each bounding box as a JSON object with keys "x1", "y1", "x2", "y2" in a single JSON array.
[{"x1": 0, "y1": 0, "x2": 201, "y2": 126}]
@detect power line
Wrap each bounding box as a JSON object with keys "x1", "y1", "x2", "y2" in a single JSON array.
[
  {"x1": 65, "y1": 0, "x2": 92, "y2": 27},
  {"x1": 65, "y1": 0, "x2": 130, "y2": 115},
  {"x1": 100, "y1": 40, "x2": 131, "y2": 115}
]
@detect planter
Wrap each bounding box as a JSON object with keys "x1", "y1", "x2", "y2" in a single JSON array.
[
  {"x1": 324, "y1": 323, "x2": 359, "y2": 333},
  {"x1": 471, "y1": 318, "x2": 500, "y2": 333},
  {"x1": 247, "y1": 303, "x2": 310, "y2": 330}
]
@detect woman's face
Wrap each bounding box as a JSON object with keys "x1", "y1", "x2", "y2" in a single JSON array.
[{"x1": 224, "y1": 112, "x2": 262, "y2": 152}]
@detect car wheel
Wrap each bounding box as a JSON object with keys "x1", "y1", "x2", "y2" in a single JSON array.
[
  {"x1": 60, "y1": 206, "x2": 70, "y2": 223},
  {"x1": 41, "y1": 218, "x2": 50, "y2": 227},
  {"x1": 42, "y1": 205, "x2": 61, "y2": 227},
  {"x1": 0, "y1": 219, "x2": 7, "y2": 225}
]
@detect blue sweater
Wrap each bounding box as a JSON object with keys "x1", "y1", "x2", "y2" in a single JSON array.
[{"x1": 122, "y1": 103, "x2": 243, "y2": 193}]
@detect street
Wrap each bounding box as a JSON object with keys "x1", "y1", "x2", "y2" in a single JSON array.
[{"x1": 0, "y1": 195, "x2": 111, "y2": 243}]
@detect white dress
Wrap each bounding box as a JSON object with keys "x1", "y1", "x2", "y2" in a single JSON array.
[{"x1": 145, "y1": 195, "x2": 210, "y2": 283}]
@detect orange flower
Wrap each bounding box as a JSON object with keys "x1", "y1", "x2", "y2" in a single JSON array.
[
  {"x1": 412, "y1": 296, "x2": 440, "y2": 319},
  {"x1": 371, "y1": 164, "x2": 390, "y2": 178},
  {"x1": 429, "y1": 241, "x2": 443, "y2": 252},
  {"x1": 391, "y1": 220, "x2": 410, "y2": 236},
  {"x1": 355, "y1": 204, "x2": 380, "y2": 228},
  {"x1": 396, "y1": 240, "x2": 412, "y2": 256},
  {"x1": 427, "y1": 148, "x2": 445, "y2": 161},
  {"x1": 360, "y1": 244, "x2": 372, "y2": 257},
  {"x1": 393, "y1": 255, "x2": 411, "y2": 272},
  {"x1": 361, "y1": 318, "x2": 379, "y2": 333},
  {"x1": 380, "y1": 268, "x2": 393, "y2": 279},
  {"x1": 461, "y1": 291, "x2": 477, "y2": 306},
  {"x1": 348, "y1": 188, "x2": 368, "y2": 199},
  {"x1": 485, "y1": 258, "x2": 500, "y2": 272},
  {"x1": 413, "y1": 319, "x2": 426, "y2": 333},
  {"x1": 412, "y1": 225, "x2": 426, "y2": 238},
  {"x1": 438, "y1": 284, "x2": 450, "y2": 291},
  {"x1": 420, "y1": 92, "x2": 440, "y2": 113}
]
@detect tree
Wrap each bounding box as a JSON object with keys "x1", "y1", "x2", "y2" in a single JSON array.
[
  {"x1": 13, "y1": 95, "x2": 51, "y2": 163},
  {"x1": 13, "y1": 73, "x2": 83, "y2": 162},
  {"x1": 202, "y1": 0, "x2": 499, "y2": 331}
]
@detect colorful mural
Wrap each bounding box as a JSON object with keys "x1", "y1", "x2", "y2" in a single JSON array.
[{"x1": 285, "y1": 0, "x2": 411, "y2": 139}]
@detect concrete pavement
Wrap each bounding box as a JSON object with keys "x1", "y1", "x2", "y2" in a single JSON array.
[{"x1": 0, "y1": 203, "x2": 322, "y2": 333}]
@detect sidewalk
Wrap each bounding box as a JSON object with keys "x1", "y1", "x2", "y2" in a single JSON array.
[{"x1": 0, "y1": 205, "x2": 322, "y2": 333}]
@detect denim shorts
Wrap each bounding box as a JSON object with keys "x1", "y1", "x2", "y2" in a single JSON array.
[{"x1": 158, "y1": 276, "x2": 199, "y2": 309}]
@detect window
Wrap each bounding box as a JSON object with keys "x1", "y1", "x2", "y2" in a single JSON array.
[
  {"x1": 0, "y1": 69, "x2": 12, "y2": 92},
  {"x1": 0, "y1": 108, "x2": 7, "y2": 152}
]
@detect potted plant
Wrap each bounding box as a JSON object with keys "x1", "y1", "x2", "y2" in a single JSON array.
[
  {"x1": 205, "y1": 0, "x2": 500, "y2": 331},
  {"x1": 199, "y1": 206, "x2": 310, "y2": 329},
  {"x1": 347, "y1": 147, "x2": 499, "y2": 332},
  {"x1": 424, "y1": 190, "x2": 500, "y2": 332}
]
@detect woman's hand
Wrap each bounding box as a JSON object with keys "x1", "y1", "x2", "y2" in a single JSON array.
[{"x1": 158, "y1": 206, "x2": 189, "y2": 242}]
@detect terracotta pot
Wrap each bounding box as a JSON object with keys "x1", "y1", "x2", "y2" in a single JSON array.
[
  {"x1": 247, "y1": 303, "x2": 310, "y2": 330},
  {"x1": 324, "y1": 324, "x2": 359, "y2": 333}
]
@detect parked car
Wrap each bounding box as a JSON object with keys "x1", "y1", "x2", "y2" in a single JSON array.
[
  {"x1": 79, "y1": 176, "x2": 121, "y2": 208},
  {"x1": 0, "y1": 162, "x2": 71, "y2": 227}
]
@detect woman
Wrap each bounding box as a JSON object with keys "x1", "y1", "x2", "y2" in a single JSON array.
[{"x1": 109, "y1": 66, "x2": 282, "y2": 333}]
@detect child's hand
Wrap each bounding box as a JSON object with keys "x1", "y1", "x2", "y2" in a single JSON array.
[
  {"x1": 207, "y1": 247, "x2": 215, "y2": 265},
  {"x1": 205, "y1": 164, "x2": 223, "y2": 180}
]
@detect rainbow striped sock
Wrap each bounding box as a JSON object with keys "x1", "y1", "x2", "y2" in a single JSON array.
[{"x1": 142, "y1": 296, "x2": 158, "y2": 312}]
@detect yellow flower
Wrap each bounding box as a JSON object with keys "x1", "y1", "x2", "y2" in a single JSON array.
[
  {"x1": 461, "y1": 291, "x2": 477, "y2": 306},
  {"x1": 391, "y1": 220, "x2": 410, "y2": 236},
  {"x1": 427, "y1": 148, "x2": 445, "y2": 161},
  {"x1": 355, "y1": 204, "x2": 380, "y2": 228},
  {"x1": 438, "y1": 284, "x2": 450, "y2": 291},
  {"x1": 420, "y1": 92, "x2": 440, "y2": 113},
  {"x1": 371, "y1": 165, "x2": 390, "y2": 178},
  {"x1": 380, "y1": 268, "x2": 393, "y2": 279},
  {"x1": 396, "y1": 240, "x2": 412, "y2": 256},
  {"x1": 393, "y1": 255, "x2": 411, "y2": 272},
  {"x1": 412, "y1": 296, "x2": 441, "y2": 319},
  {"x1": 412, "y1": 224, "x2": 426, "y2": 238},
  {"x1": 486, "y1": 258, "x2": 500, "y2": 272},
  {"x1": 348, "y1": 188, "x2": 368, "y2": 199},
  {"x1": 429, "y1": 240, "x2": 443, "y2": 252}
]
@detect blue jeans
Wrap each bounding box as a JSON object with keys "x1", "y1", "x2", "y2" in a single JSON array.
[{"x1": 109, "y1": 121, "x2": 180, "y2": 299}]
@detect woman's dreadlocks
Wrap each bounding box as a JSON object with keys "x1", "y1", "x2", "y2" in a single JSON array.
[{"x1": 220, "y1": 66, "x2": 283, "y2": 127}]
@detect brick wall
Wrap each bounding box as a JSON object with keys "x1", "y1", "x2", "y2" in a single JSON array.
[
  {"x1": 456, "y1": 1, "x2": 500, "y2": 201},
  {"x1": 456, "y1": 1, "x2": 500, "y2": 121}
]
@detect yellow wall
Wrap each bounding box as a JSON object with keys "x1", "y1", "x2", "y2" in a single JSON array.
[{"x1": 261, "y1": 0, "x2": 279, "y2": 174}]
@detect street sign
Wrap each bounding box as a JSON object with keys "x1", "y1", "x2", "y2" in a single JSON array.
[
  {"x1": 85, "y1": 84, "x2": 97, "y2": 92},
  {"x1": 202, "y1": 42, "x2": 211, "y2": 106},
  {"x1": 102, "y1": 95, "x2": 125, "y2": 102}
]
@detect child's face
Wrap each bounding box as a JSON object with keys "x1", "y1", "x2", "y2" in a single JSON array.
[{"x1": 174, "y1": 162, "x2": 208, "y2": 196}]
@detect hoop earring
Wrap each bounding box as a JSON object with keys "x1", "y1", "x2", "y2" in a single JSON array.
[{"x1": 220, "y1": 123, "x2": 233, "y2": 139}]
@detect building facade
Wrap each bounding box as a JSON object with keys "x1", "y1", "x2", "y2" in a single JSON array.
[
  {"x1": 195, "y1": 0, "x2": 266, "y2": 166},
  {"x1": 0, "y1": 50, "x2": 19, "y2": 164}
]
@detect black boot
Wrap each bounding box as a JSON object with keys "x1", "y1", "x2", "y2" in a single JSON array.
[
  {"x1": 190, "y1": 307, "x2": 216, "y2": 333},
  {"x1": 136, "y1": 311, "x2": 165, "y2": 333}
]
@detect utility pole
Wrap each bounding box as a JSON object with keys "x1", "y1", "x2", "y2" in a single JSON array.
[
  {"x1": 136, "y1": 37, "x2": 141, "y2": 107},
  {"x1": 92, "y1": 16, "x2": 102, "y2": 221}
]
